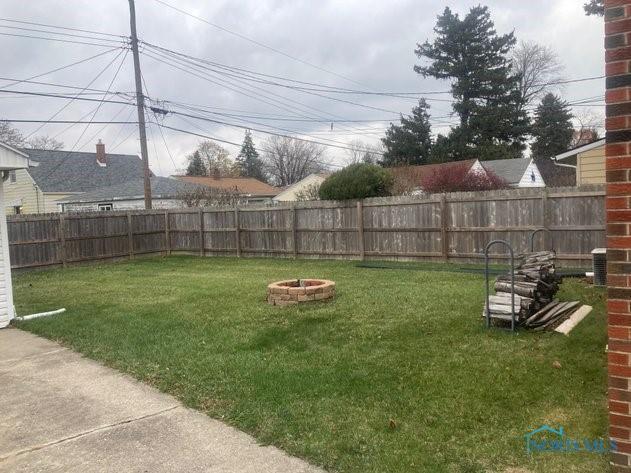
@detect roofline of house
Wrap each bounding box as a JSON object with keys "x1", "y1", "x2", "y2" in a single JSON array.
[
  {"x1": 58, "y1": 194, "x2": 182, "y2": 204},
  {"x1": 272, "y1": 173, "x2": 325, "y2": 200},
  {"x1": 0, "y1": 142, "x2": 30, "y2": 159},
  {"x1": 553, "y1": 138, "x2": 605, "y2": 161}
]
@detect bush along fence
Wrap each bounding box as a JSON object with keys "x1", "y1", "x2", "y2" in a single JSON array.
[{"x1": 6, "y1": 185, "x2": 605, "y2": 270}]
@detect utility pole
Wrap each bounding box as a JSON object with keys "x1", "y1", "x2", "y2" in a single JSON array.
[{"x1": 128, "y1": 0, "x2": 152, "y2": 209}]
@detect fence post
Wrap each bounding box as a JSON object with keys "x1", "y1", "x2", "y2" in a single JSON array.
[
  {"x1": 440, "y1": 194, "x2": 448, "y2": 261},
  {"x1": 164, "y1": 210, "x2": 171, "y2": 255},
  {"x1": 58, "y1": 213, "x2": 66, "y2": 267},
  {"x1": 291, "y1": 205, "x2": 298, "y2": 258},
  {"x1": 541, "y1": 188, "x2": 549, "y2": 249},
  {"x1": 199, "y1": 208, "x2": 204, "y2": 257},
  {"x1": 357, "y1": 200, "x2": 365, "y2": 261},
  {"x1": 127, "y1": 212, "x2": 134, "y2": 259},
  {"x1": 234, "y1": 207, "x2": 241, "y2": 257}
]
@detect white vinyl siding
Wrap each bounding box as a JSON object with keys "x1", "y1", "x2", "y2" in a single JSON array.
[
  {"x1": 3, "y1": 168, "x2": 74, "y2": 214},
  {"x1": 517, "y1": 160, "x2": 546, "y2": 188},
  {"x1": 0, "y1": 181, "x2": 15, "y2": 327}
]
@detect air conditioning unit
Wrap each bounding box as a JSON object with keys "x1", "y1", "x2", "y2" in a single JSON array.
[{"x1": 591, "y1": 248, "x2": 606, "y2": 287}]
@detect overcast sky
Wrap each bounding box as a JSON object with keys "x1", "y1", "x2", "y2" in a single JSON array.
[{"x1": 0, "y1": 0, "x2": 604, "y2": 175}]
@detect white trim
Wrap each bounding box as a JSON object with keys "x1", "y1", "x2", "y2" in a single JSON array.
[
  {"x1": 554, "y1": 139, "x2": 605, "y2": 161},
  {"x1": 0, "y1": 141, "x2": 29, "y2": 159}
]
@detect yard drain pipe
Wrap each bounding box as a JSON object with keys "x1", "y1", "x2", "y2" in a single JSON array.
[{"x1": 14, "y1": 308, "x2": 66, "y2": 322}]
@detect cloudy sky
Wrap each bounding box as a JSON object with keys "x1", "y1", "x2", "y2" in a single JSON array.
[{"x1": 0, "y1": 0, "x2": 604, "y2": 175}]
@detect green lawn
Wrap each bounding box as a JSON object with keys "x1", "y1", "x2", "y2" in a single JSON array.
[{"x1": 13, "y1": 256, "x2": 607, "y2": 472}]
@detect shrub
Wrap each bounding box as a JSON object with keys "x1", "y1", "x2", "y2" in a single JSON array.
[
  {"x1": 319, "y1": 163, "x2": 393, "y2": 200},
  {"x1": 420, "y1": 162, "x2": 508, "y2": 193}
]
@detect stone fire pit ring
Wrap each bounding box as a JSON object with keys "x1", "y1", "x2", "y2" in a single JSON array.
[{"x1": 267, "y1": 279, "x2": 335, "y2": 306}]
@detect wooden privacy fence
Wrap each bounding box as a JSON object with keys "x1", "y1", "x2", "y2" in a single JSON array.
[{"x1": 6, "y1": 185, "x2": 606, "y2": 270}]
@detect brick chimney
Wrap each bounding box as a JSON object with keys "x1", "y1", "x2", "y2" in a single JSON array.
[{"x1": 96, "y1": 139, "x2": 106, "y2": 167}]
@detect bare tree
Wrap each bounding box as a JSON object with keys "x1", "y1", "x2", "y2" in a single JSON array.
[
  {"x1": 196, "y1": 140, "x2": 237, "y2": 176},
  {"x1": 344, "y1": 140, "x2": 383, "y2": 165},
  {"x1": 27, "y1": 135, "x2": 64, "y2": 150},
  {"x1": 176, "y1": 185, "x2": 242, "y2": 207},
  {"x1": 511, "y1": 41, "x2": 564, "y2": 108},
  {"x1": 261, "y1": 136, "x2": 327, "y2": 186},
  {"x1": 295, "y1": 182, "x2": 322, "y2": 201},
  {"x1": 571, "y1": 108, "x2": 603, "y2": 147},
  {"x1": 0, "y1": 121, "x2": 24, "y2": 147}
]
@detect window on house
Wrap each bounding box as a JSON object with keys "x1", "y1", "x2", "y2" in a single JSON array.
[
  {"x1": 13, "y1": 205, "x2": 22, "y2": 215},
  {"x1": 530, "y1": 170, "x2": 536, "y2": 183},
  {"x1": 9, "y1": 170, "x2": 16, "y2": 183},
  {"x1": 97, "y1": 203, "x2": 113, "y2": 211}
]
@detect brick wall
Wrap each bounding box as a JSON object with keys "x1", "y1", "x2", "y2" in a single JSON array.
[{"x1": 607, "y1": 1, "x2": 631, "y2": 470}]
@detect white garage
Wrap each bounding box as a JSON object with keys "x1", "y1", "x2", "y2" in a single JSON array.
[{"x1": 0, "y1": 142, "x2": 30, "y2": 328}]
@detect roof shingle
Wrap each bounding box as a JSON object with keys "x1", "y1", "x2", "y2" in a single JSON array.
[
  {"x1": 21, "y1": 148, "x2": 146, "y2": 193},
  {"x1": 175, "y1": 175, "x2": 278, "y2": 196}
]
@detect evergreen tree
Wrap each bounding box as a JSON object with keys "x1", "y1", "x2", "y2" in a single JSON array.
[
  {"x1": 380, "y1": 99, "x2": 432, "y2": 166},
  {"x1": 530, "y1": 93, "x2": 574, "y2": 159},
  {"x1": 415, "y1": 6, "x2": 529, "y2": 161},
  {"x1": 185, "y1": 151, "x2": 207, "y2": 176},
  {"x1": 584, "y1": 0, "x2": 604, "y2": 16},
  {"x1": 236, "y1": 130, "x2": 266, "y2": 181}
]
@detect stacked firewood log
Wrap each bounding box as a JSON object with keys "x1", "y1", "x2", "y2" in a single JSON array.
[{"x1": 484, "y1": 251, "x2": 579, "y2": 330}]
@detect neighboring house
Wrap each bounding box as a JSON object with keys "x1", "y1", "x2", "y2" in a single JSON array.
[
  {"x1": 390, "y1": 157, "x2": 546, "y2": 192},
  {"x1": 0, "y1": 142, "x2": 31, "y2": 328},
  {"x1": 174, "y1": 175, "x2": 279, "y2": 203},
  {"x1": 273, "y1": 173, "x2": 330, "y2": 202},
  {"x1": 481, "y1": 158, "x2": 546, "y2": 188},
  {"x1": 532, "y1": 158, "x2": 575, "y2": 187},
  {"x1": 389, "y1": 159, "x2": 483, "y2": 194},
  {"x1": 553, "y1": 138, "x2": 605, "y2": 185},
  {"x1": 4, "y1": 140, "x2": 147, "y2": 214},
  {"x1": 59, "y1": 176, "x2": 204, "y2": 212}
]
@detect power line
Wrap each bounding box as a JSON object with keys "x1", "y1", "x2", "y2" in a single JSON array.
[
  {"x1": 151, "y1": 0, "x2": 368, "y2": 88},
  {"x1": 143, "y1": 45, "x2": 405, "y2": 114},
  {"x1": 0, "y1": 89, "x2": 134, "y2": 106},
  {"x1": 0, "y1": 47, "x2": 125, "y2": 91},
  {"x1": 0, "y1": 24, "x2": 127, "y2": 45},
  {"x1": 165, "y1": 109, "x2": 384, "y2": 154},
  {"x1": 0, "y1": 31, "x2": 125, "y2": 48},
  {"x1": 141, "y1": 42, "x2": 427, "y2": 103},
  {"x1": 140, "y1": 40, "x2": 604, "y2": 97},
  {"x1": 33, "y1": 50, "x2": 130, "y2": 184},
  {"x1": 24, "y1": 48, "x2": 127, "y2": 139},
  {"x1": 141, "y1": 48, "x2": 388, "y2": 138},
  {"x1": 0, "y1": 17, "x2": 125, "y2": 38},
  {"x1": 1, "y1": 119, "x2": 137, "y2": 124},
  {"x1": 111, "y1": 125, "x2": 138, "y2": 151}
]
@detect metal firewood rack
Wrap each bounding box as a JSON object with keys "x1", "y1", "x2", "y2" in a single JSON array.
[
  {"x1": 529, "y1": 228, "x2": 553, "y2": 252},
  {"x1": 484, "y1": 240, "x2": 517, "y2": 332}
]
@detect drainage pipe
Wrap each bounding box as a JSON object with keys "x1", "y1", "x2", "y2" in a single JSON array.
[{"x1": 14, "y1": 308, "x2": 66, "y2": 322}]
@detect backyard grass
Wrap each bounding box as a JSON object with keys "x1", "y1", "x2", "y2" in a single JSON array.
[{"x1": 13, "y1": 256, "x2": 607, "y2": 472}]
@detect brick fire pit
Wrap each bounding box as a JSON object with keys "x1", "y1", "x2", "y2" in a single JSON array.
[{"x1": 267, "y1": 279, "x2": 335, "y2": 306}]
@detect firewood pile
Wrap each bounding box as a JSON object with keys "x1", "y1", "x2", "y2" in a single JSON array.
[{"x1": 484, "y1": 251, "x2": 580, "y2": 330}]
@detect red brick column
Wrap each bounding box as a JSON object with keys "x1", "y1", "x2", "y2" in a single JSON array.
[{"x1": 607, "y1": 1, "x2": 631, "y2": 470}]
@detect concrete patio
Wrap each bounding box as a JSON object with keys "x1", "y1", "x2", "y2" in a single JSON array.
[{"x1": 0, "y1": 328, "x2": 324, "y2": 473}]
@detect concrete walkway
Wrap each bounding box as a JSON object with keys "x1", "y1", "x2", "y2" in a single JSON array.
[{"x1": 0, "y1": 329, "x2": 325, "y2": 473}]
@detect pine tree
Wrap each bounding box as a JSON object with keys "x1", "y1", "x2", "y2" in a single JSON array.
[
  {"x1": 584, "y1": 0, "x2": 604, "y2": 16},
  {"x1": 415, "y1": 6, "x2": 529, "y2": 161},
  {"x1": 186, "y1": 151, "x2": 207, "y2": 176},
  {"x1": 236, "y1": 131, "x2": 266, "y2": 181},
  {"x1": 380, "y1": 99, "x2": 432, "y2": 166},
  {"x1": 530, "y1": 93, "x2": 574, "y2": 159}
]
